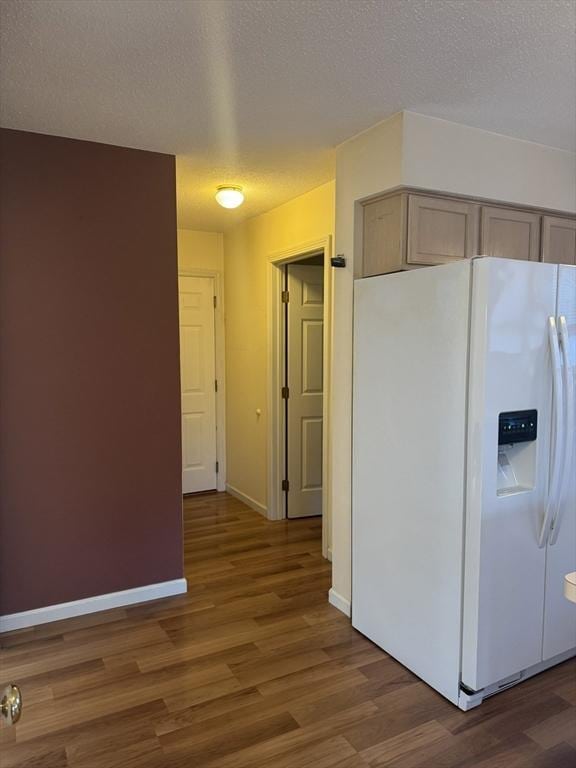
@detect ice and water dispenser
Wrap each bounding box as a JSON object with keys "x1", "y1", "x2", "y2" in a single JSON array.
[{"x1": 497, "y1": 410, "x2": 538, "y2": 495}]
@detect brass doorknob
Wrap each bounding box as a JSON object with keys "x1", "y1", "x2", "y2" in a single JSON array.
[{"x1": 1, "y1": 684, "x2": 22, "y2": 725}]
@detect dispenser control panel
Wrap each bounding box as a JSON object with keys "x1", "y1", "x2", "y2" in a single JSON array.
[{"x1": 498, "y1": 410, "x2": 537, "y2": 445}]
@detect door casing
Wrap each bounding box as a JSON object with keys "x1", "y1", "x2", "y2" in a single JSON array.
[{"x1": 267, "y1": 236, "x2": 333, "y2": 560}]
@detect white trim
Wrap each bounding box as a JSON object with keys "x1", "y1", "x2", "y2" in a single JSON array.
[
  {"x1": 267, "y1": 259, "x2": 288, "y2": 522},
  {"x1": 266, "y1": 236, "x2": 333, "y2": 562},
  {"x1": 226, "y1": 483, "x2": 268, "y2": 517},
  {"x1": 178, "y1": 268, "x2": 226, "y2": 492},
  {"x1": 328, "y1": 587, "x2": 351, "y2": 617},
  {"x1": 0, "y1": 578, "x2": 187, "y2": 633}
]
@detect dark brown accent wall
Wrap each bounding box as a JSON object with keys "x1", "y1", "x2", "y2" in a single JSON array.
[{"x1": 0, "y1": 129, "x2": 183, "y2": 615}]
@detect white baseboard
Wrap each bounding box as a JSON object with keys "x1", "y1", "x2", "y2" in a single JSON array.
[
  {"x1": 329, "y1": 587, "x2": 351, "y2": 617},
  {"x1": 226, "y1": 483, "x2": 268, "y2": 517},
  {"x1": 0, "y1": 577, "x2": 188, "y2": 633}
]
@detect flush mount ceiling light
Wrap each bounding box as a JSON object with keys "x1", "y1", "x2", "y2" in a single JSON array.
[{"x1": 215, "y1": 185, "x2": 244, "y2": 209}]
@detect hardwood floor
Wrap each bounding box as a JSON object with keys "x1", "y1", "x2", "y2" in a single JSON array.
[{"x1": 1, "y1": 492, "x2": 575, "y2": 767}]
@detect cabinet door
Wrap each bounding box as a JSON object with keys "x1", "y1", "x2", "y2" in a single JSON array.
[
  {"x1": 362, "y1": 194, "x2": 406, "y2": 276},
  {"x1": 407, "y1": 195, "x2": 479, "y2": 265},
  {"x1": 541, "y1": 215, "x2": 576, "y2": 265},
  {"x1": 480, "y1": 206, "x2": 540, "y2": 261}
]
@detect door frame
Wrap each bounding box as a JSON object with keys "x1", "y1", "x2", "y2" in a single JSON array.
[
  {"x1": 178, "y1": 269, "x2": 226, "y2": 492},
  {"x1": 267, "y1": 236, "x2": 333, "y2": 560}
]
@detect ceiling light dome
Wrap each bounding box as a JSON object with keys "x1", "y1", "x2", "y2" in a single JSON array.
[{"x1": 215, "y1": 185, "x2": 244, "y2": 209}]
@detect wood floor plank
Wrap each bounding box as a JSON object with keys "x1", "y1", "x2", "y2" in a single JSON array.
[
  {"x1": 204, "y1": 702, "x2": 381, "y2": 768},
  {"x1": 359, "y1": 720, "x2": 452, "y2": 766},
  {"x1": 1, "y1": 491, "x2": 574, "y2": 767},
  {"x1": 382, "y1": 723, "x2": 498, "y2": 768},
  {"x1": 288, "y1": 674, "x2": 418, "y2": 728},
  {"x1": 528, "y1": 742, "x2": 576, "y2": 768},
  {"x1": 229, "y1": 647, "x2": 331, "y2": 687},
  {"x1": 524, "y1": 705, "x2": 576, "y2": 750},
  {"x1": 160, "y1": 710, "x2": 300, "y2": 764},
  {"x1": 456, "y1": 732, "x2": 543, "y2": 768},
  {"x1": 253, "y1": 734, "x2": 357, "y2": 768},
  {"x1": 0, "y1": 700, "x2": 167, "y2": 768}
]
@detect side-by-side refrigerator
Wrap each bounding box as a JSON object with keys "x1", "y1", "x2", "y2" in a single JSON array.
[{"x1": 352, "y1": 257, "x2": 575, "y2": 710}]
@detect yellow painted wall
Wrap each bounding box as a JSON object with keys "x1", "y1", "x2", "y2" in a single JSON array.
[
  {"x1": 177, "y1": 229, "x2": 224, "y2": 272},
  {"x1": 224, "y1": 181, "x2": 335, "y2": 509}
]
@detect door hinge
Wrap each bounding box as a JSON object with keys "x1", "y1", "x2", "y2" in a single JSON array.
[
  {"x1": 281, "y1": 479, "x2": 289, "y2": 492},
  {"x1": 281, "y1": 386, "x2": 289, "y2": 399},
  {"x1": 216, "y1": 461, "x2": 219, "y2": 474},
  {"x1": 213, "y1": 295, "x2": 217, "y2": 308},
  {"x1": 215, "y1": 379, "x2": 218, "y2": 393},
  {"x1": 281, "y1": 290, "x2": 289, "y2": 303}
]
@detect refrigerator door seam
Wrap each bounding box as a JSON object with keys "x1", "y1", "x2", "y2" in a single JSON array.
[{"x1": 458, "y1": 260, "x2": 475, "y2": 692}]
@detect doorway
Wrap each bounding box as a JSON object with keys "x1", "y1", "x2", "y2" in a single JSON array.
[
  {"x1": 178, "y1": 270, "x2": 226, "y2": 494},
  {"x1": 267, "y1": 237, "x2": 333, "y2": 559}
]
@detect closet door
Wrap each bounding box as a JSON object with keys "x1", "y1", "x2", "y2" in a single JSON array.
[
  {"x1": 286, "y1": 264, "x2": 324, "y2": 518},
  {"x1": 179, "y1": 276, "x2": 217, "y2": 493}
]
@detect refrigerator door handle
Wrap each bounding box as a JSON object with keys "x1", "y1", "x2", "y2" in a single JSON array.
[
  {"x1": 539, "y1": 317, "x2": 564, "y2": 548},
  {"x1": 549, "y1": 315, "x2": 573, "y2": 546}
]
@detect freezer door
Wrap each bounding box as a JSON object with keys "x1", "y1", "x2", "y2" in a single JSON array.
[
  {"x1": 543, "y1": 264, "x2": 576, "y2": 660},
  {"x1": 352, "y1": 261, "x2": 471, "y2": 705},
  {"x1": 462, "y1": 258, "x2": 558, "y2": 691}
]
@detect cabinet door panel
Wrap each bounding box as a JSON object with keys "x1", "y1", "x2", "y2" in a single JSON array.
[
  {"x1": 541, "y1": 216, "x2": 576, "y2": 265},
  {"x1": 480, "y1": 206, "x2": 540, "y2": 261},
  {"x1": 362, "y1": 194, "x2": 406, "y2": 276},
  {"x1": 407, "y1": 195, "x2": 479, "y2": 265}
]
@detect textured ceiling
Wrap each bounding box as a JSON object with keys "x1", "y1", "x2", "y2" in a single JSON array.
[{"x1": 1, "y1": 0, "x2": 574, "y2": 231}]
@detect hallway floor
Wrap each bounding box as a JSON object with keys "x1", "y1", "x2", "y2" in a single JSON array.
[{"x1": 1, "y1": 492, "x2": 575, "y2": 767}]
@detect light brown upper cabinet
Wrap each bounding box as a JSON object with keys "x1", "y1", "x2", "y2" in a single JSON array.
[
  {"x1": 480, "y1": 207, "x2": 540, "y2": 261},
  {"x1": 361, "y1": 188, "x2": 575, "y2": 278},
  {"x1": 541, "y1": 216, "x2": 576, "y2": 265},
  {"x1": 362, "y1": 194, "x2": 406, "y2": 276},
  {"x1": 407, "y1": 195, "x2": 479, "y2": 266}
]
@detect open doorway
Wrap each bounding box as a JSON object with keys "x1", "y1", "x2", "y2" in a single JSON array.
[{"x1": 267, "y1": 238, "x2": 332, "y2": 559}]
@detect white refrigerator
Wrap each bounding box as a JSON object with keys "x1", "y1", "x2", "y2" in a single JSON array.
[{"x1": 352, "y1": 257, "x2": 575, "y2": 710}]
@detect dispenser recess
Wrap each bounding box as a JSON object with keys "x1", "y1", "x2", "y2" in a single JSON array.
[{"x1": 497, "y1": 410, "x2": 538, "y2": 496}]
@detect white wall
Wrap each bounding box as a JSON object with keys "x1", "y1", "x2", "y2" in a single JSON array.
[
  {"x1": 331, "y1": 110, "x2": 576, "y2": 613},
  {"x1": 330, "y1": 113, "x2": 404, "y2": 611},
  {"x1": 403, "y1": 112, "x2": 576, "y2": 214}
]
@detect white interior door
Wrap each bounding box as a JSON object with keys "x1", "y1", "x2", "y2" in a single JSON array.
[
  {"x1": 286, "y1": 264, "x2": 324, "y2": 518},
  {"x1": 179, "y1": 276, "x2": 217, "y2": 494},
  {"x1": 543, "y1": 264, "x2": 576, "y2": 660}
]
